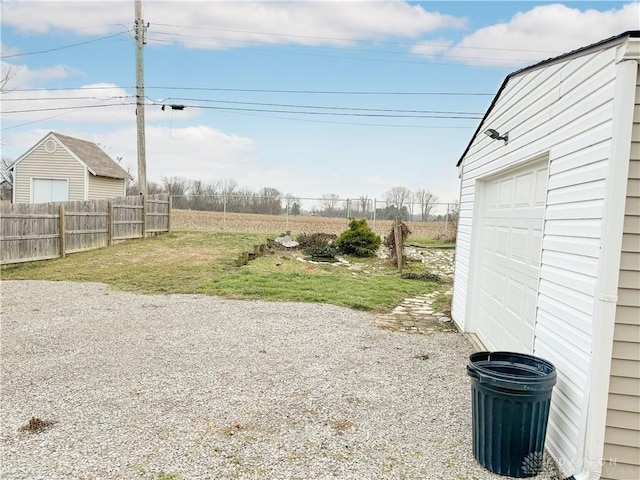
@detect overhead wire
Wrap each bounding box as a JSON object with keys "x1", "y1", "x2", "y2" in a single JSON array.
[
  {"x1": 3, "y1": 103, "x2": 136, "y2": 114},
  {"x1": 151, "y1": 22, "x2": 563, "y2": 54},
  {"x1": 7, "y1": 85, "x2": 493, "y2": 96},
  {"x1": 151, "y1": 96, "x2": 483, "y2": 116},
  {"x1": 0, "y1": 33, "x2": 125, "y2": 59},
  {"x1": 147, "y1": 29, "x2": 544, "y2": 65},
  {"x1": 146, "y1": 100, "x2": 482, "y2": 119}
]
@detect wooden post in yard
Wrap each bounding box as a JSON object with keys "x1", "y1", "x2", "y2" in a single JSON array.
[
  {"x1": 167, "y1": 194, "x2": 172, "y2": 234},
  {"x1": 107, "y1": 200, "x2": 114, "y2": 246},
  {"x1": 59, "y1": 204, "x2": 66, "y2": 258},
  {"x1": 394, "y1": 216, "x2": 403, "y2": 272},
  {"x1": 141, "y1": 195, "x2": 147, "y2": 239}
]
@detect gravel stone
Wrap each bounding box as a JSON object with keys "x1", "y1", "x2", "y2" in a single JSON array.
[{"x1": 1, "y1": 281, "x2": 560, "y2": 480}]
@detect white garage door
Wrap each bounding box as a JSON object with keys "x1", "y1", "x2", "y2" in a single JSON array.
[
  {"x1": 475, "y1": 159, "x2": 548, "y2": 354},
  {"x1": 33, "y1": 179, "x2": 68, "y2": 203}
]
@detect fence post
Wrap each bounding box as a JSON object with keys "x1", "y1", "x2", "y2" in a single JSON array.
[
  {"x1": 223, "y1": 194, "x2": 227, "y2": 230},
  {"x1": 444, "y1": 203, "x2": 449, "y2": 237},
  {"x1": 285, "y1": 202, "x2": 290, "y2": 232},
  {"x1": 167, "y1": 194, "x2": 172, "y2": 234},
  {"x1": 107, "y1": 200, "x2": 114, "y2": 246},
  {"x1": 372, "y1": 198, "x2": 377, "y2": 233},
  {"x1": 394, "y1": 216, "x2": 403, "y2": 272},
  {"x1": 142, "y1": 195, "x2": 147, "y2": 239},
  {"x1": 59, "y1": 204, "x2": 66, "y2": 258}
]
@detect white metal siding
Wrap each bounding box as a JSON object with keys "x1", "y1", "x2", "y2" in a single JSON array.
[
  {"x1": 453, "y1": 46, "x2": 619, "y2": 475},
  {"x1": 13, "y1": 140, "x2": 85, "y2": 203},
  {"x1": 88, "y1": 175, "x2": 126, "y2": 200}
]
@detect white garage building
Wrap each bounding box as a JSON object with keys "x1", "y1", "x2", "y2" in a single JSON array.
[{"x1": 453, "y1": 32, "x2": 639, "y2": 480}]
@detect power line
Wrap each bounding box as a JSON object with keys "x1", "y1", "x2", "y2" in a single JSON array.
[
  {"x1": 146, "y1": 36, "x2": 513, "y2": 67},
  {"x1": 151, "y1": 22, "x2": 562, "y2": 54},
  {"x1": 2, "y1": 95, "x2": 134, "y2": 101},
  {"x1": 0, "y1": 33, "x2": 124, "y2": 58},
  {"x1": 8, "y1": 85, "x2": 493, "y2": 96},
  {"x1": 210, "y1": 108, "x2": 476, "y2": 129},
  {"x1": 148, "y1": 29, "x2": 547, "y2": 64},
  {"x1": 147, "y1": 101, "x2": 482, "y2": 119},
  {"x1": 155, "y1": 96, "x2": 483, "y2": 116},
  {"x1": 7, "y1": 86, "x2": 134, "y2": 92},
  {"x1": 3, "y1": 103, "x2": 136, "y2": 114},
  {"x1": 147, "y1": 86, "x2": 493, "y2": 96}
]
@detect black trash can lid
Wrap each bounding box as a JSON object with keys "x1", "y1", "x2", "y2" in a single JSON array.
[{"x1": 467, "y1": 351, "x2": 557, "y2": 392}]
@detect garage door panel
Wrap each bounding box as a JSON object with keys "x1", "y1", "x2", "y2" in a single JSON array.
[
  {"x1": 499, "y1": 178, "x2": 516, "y2": 206},
  {"x1": 474, "y1": 159, "x2": 548, "y2": 354}
]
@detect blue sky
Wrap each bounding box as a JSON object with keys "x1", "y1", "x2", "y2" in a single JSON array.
[{"x1": 1, "y1": 1, "x2": 638, "y2": 207}]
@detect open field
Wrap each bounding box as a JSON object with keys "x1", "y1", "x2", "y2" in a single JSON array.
[{"x1": 173, "y1": 209, "x2": 454, "y2": 238}]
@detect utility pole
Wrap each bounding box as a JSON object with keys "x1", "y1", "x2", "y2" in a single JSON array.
[{"x1": 134, "y1": 0, "x2": 147, "y2": 196}]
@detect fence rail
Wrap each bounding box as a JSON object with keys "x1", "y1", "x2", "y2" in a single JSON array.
[{"x1": 0, "y1": 194, "x2": 171, "y2": 265}]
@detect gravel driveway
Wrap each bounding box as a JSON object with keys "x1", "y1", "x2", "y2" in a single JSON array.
[{"x1": 0, "y1": 281, "x2": 558, "y2": 480}]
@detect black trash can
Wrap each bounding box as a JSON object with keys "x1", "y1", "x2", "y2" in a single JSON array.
[{"x1": 467, "y1": 351, "x2": 557, "y2": 478}]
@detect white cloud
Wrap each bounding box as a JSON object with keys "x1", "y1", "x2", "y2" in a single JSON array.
[
  {"x1": 417, "y1": 2, "x2": 639, "y2": 67},
  {"x1": 98, "y1": 125, "x2": 256, "y2": 181},
  {"x1": 1, "y1": 61, "x2": 83, "y2": 89},
  {"x1": 410, "y1": 38, "x2": 453, "y2": 57},
  {"x1": 2, "y1": 1, "x2": 466, "y2": 47},
  {"x1": 1, "y1": 1, "x2": 130, "y2": 35},
  {"x1": 0, "y1": 43, "x2": 20, "y2": 57}
]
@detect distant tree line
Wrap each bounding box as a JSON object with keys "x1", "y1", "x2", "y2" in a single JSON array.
[{"x1": 126, "y1": 178, "x2": 450, "y2": 221}]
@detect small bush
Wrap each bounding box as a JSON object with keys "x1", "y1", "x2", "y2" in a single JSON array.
[
  {"x1": 296, "y1": 232, "x2": 339, "y2": 261},
  {"x1": 303, "y1": 244, "x2": 340, "y2": 261},
  {"x1": 335, "y1": 219, "x2": 381, "y2": 258},
  {"x1": 296, "y1": 232, "x2": 337, "y2": 248},
  {"x1": 400, "y1": 271, "x2": 442, "y2": 283}
]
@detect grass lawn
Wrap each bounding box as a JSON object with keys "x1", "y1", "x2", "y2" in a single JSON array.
[{"x1": 1, "y1": 230, "x2": 448, "y2": 312}]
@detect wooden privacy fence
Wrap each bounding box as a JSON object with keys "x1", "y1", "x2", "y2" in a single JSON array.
[{"x1": 0, "y1": 194, "x2": 171, "y2": 265}]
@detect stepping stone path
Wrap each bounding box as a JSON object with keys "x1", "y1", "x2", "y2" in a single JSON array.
[
  {"x1": 375, "y1": 289, "x2": 456, "y2": 334},
  {"x1": 375, "y1": 246, "x2": 456, "y2": 334}
]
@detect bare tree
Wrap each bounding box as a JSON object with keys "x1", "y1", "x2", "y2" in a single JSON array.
[
  {"x1": 384, "y1": 186, "x2": 411, "y2": 211},
  {"x1": 189, "y1": 180, "x2": 207, "y2": 211},
  {"x1": 415, "y1": 189, "x2": 439, "y2": 221},
  {"x1": 1, "y1": 66, "x2": 15, "y2": 93},
  {"x1": 257, "y1": 187, "x2": 282, "y2": 215},
  {"x1": 358, "y1": 195, "x2": 369, "y2": 217},
  {"x1": 162, "y1": 176, "x2": 189, "y2": 208},
  {"x1": 1, "y1": 157, "x2": 14, "y2": 201},
  {"x1": 447, "y1": 202, "x2": 460, "y2": 237},
  {"x1": 284, "y1": 193, "x2": 300, "y2": 212},
  {"x1": 320, "y1": 193, "x2": 340, "y2": 216}
]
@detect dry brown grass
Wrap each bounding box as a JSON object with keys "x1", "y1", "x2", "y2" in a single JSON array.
[{"x1": 172, "y1": 209, "x2": 449, "y2": 238}]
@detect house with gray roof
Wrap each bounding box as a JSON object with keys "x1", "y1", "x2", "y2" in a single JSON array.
[{"x1": 9, "y1": 132, "x2": 131, "y2": 204}]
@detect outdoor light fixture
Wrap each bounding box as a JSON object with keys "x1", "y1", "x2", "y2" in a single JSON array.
[{"x1": 484, "y1": 128, "x2": 509, "y2": 144}]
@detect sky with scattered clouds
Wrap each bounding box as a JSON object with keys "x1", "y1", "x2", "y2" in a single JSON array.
[{"x1": 2, "y1": 0, "x2": 638, "y2": 210}]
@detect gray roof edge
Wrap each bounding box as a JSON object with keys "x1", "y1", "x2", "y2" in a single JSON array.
[
  {"x1": 51, "y1": 132, "x2": 132, "y2": 179},
  {"x1": 456, "y1": 30, "x2": 640, "y2": 168}
]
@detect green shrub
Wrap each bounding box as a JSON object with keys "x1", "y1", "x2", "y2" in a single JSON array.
[
  {"x1": 303, "y1": 244, "x2": 340, "y2": 261},
  {"x1": 335, "y1": 219, "x2": 381, "y2": 257},
  {"x1": 296, "y1": 232, "x2": 339, "y2": 261}
]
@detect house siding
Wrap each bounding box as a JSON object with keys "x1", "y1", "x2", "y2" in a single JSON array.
[
  {"x1": 601, "y1": 66, "x2": 640, "y2": 480},
  {"x1": 13, "y1": 140, "x2": 86, "y2": 203},
  {"x1": 453, "y1": 46, "x2": 619, "y2": 475},
  {"x1": 88, "y1": 175, "x2": 126, "y2": 200}
]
